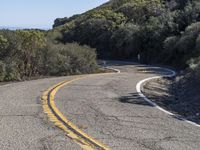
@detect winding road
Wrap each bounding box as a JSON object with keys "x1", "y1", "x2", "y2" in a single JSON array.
[{"x1": 0, "y1": 61, "x2": 199, "y2": 150}]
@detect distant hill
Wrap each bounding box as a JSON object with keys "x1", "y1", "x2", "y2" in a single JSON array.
[
  {"x1": 0, "y1": 26, "x2": 50, "y2": 30},
  {"x1": 0, "y1": 26, "x2": 24, "y2": 30},
  {"x1": 52, "y1": 0, "x2": 200, "y2": 68}
]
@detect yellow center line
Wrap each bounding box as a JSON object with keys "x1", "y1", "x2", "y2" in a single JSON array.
[{"x1": 41, "y1": 73, "x2": 115, "y2": 150}]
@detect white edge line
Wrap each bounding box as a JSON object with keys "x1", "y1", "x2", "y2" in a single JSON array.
[
  {"x1": 136, "y1": 66, "x2": 200, "y2": 127},
  {"x1": 1, "y1": 60, "x2": 199, "y2": 127},
  {"x1": 0, "y1": 83, "x2": 12, "y2": 88},
  {"x1": 106, "y1": 67, "x2": 121, "y2": 73}
]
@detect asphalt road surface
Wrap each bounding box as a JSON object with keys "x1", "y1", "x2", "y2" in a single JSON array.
[{"x1": 0, "y1": 61, "x2": 199, "y2": 150}]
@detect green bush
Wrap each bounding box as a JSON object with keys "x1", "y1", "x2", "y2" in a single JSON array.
[
  {"x1": 188, "y1": 57, "x2": 200, "y2": 79},
  {"x1": 195, "y1": 62, "x2": 200, "y2": 79},
  {"x1": 163, "y1": 22, "x2": 200, "y2": 67},
  {"x1": 0, "y1": 61, "x2": 6, "y2": 81},
  {"x1": 52, "y1": 0, "x2": 200, "y2": 68},
  {"x1": 0, "y1": 61, "x2": 21, "y2": 81},
  {"x1": 163, "y1": 36, "x2": 179, "y2": 64},
  {"x1": 0, "y1": 35, "x2": 9, "y2": 55},
  {"x1": 110, "y1": 24, "x2": 141, "y2": 58},
  {"x1": 4, "y1": 62, "x2": 21, "y2": 81},
  {"x1": 44, "y1": 43, "x2": 97, "y2": 76},
  {"x1": 0, "y1": 29, "x2": 98, "y2": 82}
]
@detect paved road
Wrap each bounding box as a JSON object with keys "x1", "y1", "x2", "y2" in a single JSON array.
[{"x1": 0, "y1": 61, "x2": 199, "y2": 150}]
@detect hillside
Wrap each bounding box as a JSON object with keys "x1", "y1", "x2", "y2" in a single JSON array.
[{"x1": 53, "y1": 0, "x2": 200, "y2": 71}]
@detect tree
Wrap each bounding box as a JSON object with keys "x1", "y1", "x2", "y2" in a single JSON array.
[
  {"x1": 110, "y1": 24, "x2": 141, "y2": 58},
  {"x1": 0, "y1": 61, "x2": 5, "y2": 81},
  {"x1": 117, "y1": 0, "x2": 164, "y2": 24},
  {"x1": 44, "y1": 43, "x2": 97, "y2": 75},
  {"x1": 195, "y1": 34, "x2": 200, "y2": 54},
  {"x1": 16, "y1": 30, "x2": 46, "y2": 77},
  {"x1": 175, "y1": 22, "x2": 200, "y2": 61},
  {"x1": 163, "y1": 36, "x2": 179, "y2": 64},
  {"x1": 52, "y1": 0, "x2": 200, "y2": 68},
  {"x1": 0, "y1": 35, "x2": 9, "y2": 58}
]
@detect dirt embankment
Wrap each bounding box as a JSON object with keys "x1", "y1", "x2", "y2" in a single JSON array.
[{"x1": 143, "y1": 70, "x2": 200, "y2": 124}]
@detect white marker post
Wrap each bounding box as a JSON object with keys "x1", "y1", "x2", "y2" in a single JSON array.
[{"x1": 137, "y1": 53, "x2": 141, "y2": 62}]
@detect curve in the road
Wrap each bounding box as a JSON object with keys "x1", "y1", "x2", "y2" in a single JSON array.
[
  {"x1": 136, "y1": 66, "x2": 200, "y2": 128},
  {"x1": 41, "y1": 62, "x2": 199, "y2": 150},
  {"x1": 41, "y1": 72, "x2": 120, "y2": 150}
]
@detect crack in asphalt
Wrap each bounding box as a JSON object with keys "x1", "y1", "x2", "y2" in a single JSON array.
[
  {"x1": 59, "y1": 86, "x2": 198, "y2": 149},
  {"x1": 0, "y1": 61, "x2": 195, "y2": 150}
]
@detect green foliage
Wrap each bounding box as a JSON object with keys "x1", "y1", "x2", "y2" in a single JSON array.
[
  {"x1": 176, "y1": 22, "x2": 200, "y2": 54},
  {"x1": 195, "y1": 34, "x2": 200, "y2": 53},
  {"x1": 0, "y1": 61, "x2": 5, "y2": 81},
  {"x1": 46, "y1": 30, "x2": 63, "y2": 44},
  {"x1": 0, "y1": 29, "x2": 98, "y2": 82},
  {"x1": 163, "y1": 36, "x2": 179, "y2": 64},
  {"x1": 188, "y1": 57, "x2": 200, "y2": 80},
  {"x1": 15, "y1": 30, "x2": 46, "y2": 77},
  {"x1": 162, "y1": 22, "x2": 200, "y2": 67},
  {"x1": 88, "y1": 9, "x2": 126, "y2": 25},
  {"x1": 117, "y1": 0, "x2": 164, "y2": 24},
  {"x1": 0, "y1": 35, "x2": 9, "y2": 53},
  {"x1": 174, "y1": 0, "x2": 200, "y2": 31},
  {"x1": 0, "y1": 30, "x2": 22, "y2": 59},
  {"x1": 4, "y1": 62, "x2": 21, "y2": 81},
  {"x1": 52, "y1": 0, "x2": 200, "y2": 68},
  {"x1": 195, "y1": 61, "x2": 200, "y2": 79},
  {"x1": 1, "y1": 0, "x2": 200, "y2": 82},
  {"x1": 44, "y1": 43, "x2": 97, "y2": 76},
  {"x1": 110, "y1": 24, "x2": 141, "y2": 57},
  {"x1": 53, "y1": 15, "x2": 80, "y2": 28}
]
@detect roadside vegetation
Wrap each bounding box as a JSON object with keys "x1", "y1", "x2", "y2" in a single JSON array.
[
  {"x1": 51, "y1": 0, "x2": 200, "y2": 123},
  {"x1": 0, "y1": 29, "x2": 97, "y2": 81},
  {"x1": 53, "y1": 0, "x2": 200, "y2": 75},
  {"x1": 1, "y1": 0, "x2": 200, "y2": 82}
]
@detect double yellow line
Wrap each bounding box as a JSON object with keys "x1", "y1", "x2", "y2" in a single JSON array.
[{"x1": 41, "y1": 74, "x2": 113, "y2": 150}]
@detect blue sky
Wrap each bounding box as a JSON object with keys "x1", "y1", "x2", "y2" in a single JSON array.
[{"x1": 0, "y1": 0, "x2": 109, "y2": 29}]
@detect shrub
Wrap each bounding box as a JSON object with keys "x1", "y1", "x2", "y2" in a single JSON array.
[
  {"x1": 4, "y1": 62, "x2": 21, "y2": 81},
  {"x1": 0, "y1": 35, "x2": 9, "y2": 55},
  {"x1": 0, "y1": 61, "x2": 5, "y2": 81},
  {"x1": 0, "y1": 29, "x2": 98, "y2": 82},
  {"x1": 16, "y1": 30, "x2": 46, "y2": 77},
  {"x1": 163, "y1": 36, "x2": 179, "y2": 64},
  {"x1": 44, "y1": 43, "x2": 97, "y2": 76},
  {"x1": 110, "y1": 24, "x2": 141, "y2": 58},
  {"x1": 195, "y1": 62, "x2": 200, "y2": 79},
  {"x1": 188, "y1": 57, "x2": 200, "y2": 80}
]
